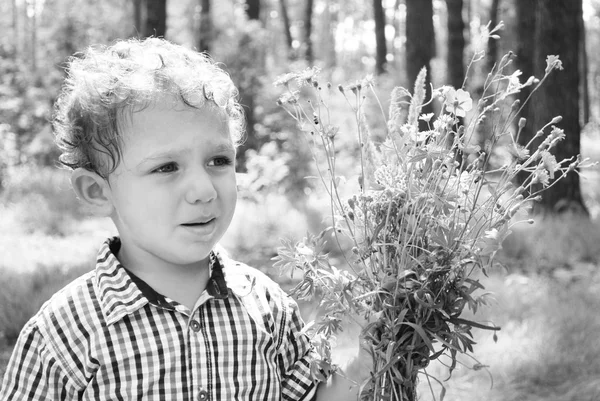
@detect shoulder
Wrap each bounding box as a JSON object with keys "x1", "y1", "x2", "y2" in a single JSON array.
[{"x1": 24, "y1": 269, "x2": 101, "y2": 340}]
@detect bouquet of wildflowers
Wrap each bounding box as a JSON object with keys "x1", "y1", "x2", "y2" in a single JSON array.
[{"x1": 273, "y1": 32, "x2": 589, "y2": 401}]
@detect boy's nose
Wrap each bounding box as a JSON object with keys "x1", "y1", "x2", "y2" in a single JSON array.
[{"x1": 184, "y1": 171, "x2": 217, "y2": 204}]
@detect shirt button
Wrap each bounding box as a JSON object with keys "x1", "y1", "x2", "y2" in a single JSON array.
[
  {"x1": 190, "y1": 320, "x2": 201, "y2": 332},
  {"x1": 198, "y1": 389, "x2": 209, "y2": 400}
]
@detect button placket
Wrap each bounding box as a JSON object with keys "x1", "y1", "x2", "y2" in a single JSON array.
[
  {"x1": 188, "y1": 310, "x2": 208, "y2": 401},
  {"x1": 189, "y1": 319, "x2": 201, "y2": 332},
  {"x1": 198, "y1": 388, "x2": 209, "y2": 401}
]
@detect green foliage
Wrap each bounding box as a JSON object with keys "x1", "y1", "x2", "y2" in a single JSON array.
[
  {"x1": 0, "y1": 264, "x2": 90, "y2": 347},
  {"x1": 0, "y1": 166, "x2": 85, "y2": 236},
  {"x1": 272, "y1": 37, "x2": 593, "y2": 400},
  {"x1": 0, "y1": 0, "x2": 135, "y2": 188}
]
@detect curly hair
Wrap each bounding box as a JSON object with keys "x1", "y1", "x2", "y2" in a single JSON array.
[{"x1": 53, "y1": 37, "x2": 245, "y2": 178}]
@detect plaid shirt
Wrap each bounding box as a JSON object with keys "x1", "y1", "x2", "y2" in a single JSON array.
[{"x1": 0, "y1": 237, "x2": 317, "y2": 400}]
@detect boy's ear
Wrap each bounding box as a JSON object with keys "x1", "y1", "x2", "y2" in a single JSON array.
[{"x1": 71, "y1": 168, "x2": 114, "y2": 217}]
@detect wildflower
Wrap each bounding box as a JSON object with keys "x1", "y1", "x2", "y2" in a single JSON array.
[
  {"x1": 508, "y1": 144, "x2": 530, "y2": 161},
  {"x1": 541, "y1": 151, "x2": 560, "y2": 178},
  {"x1": 278, "y1": 90, "x2": 300, "y2": 105},
  {"x1": 361, "y1": 74, "x2": 375, "y2": 88},
  {"x1": 444, "y1": 88, "x2": 473, "y2": 118},
  {"x1": 524, "y1": 76, "x2": 537, "y2": 87},
  {"x1": 545, "y1": 55, "x2": 563, "y2": 74},
  {"x1": 506, "y1": 70, "x2": 522, "y2": 94},
  {"x1": 531, "y1": 167, "x2": 550, "y2": 186},
  {"x1": 324, "y1": 125, "x2": 339, "y2": 139},
  {"x1": 297, "y1": 67, "x2": 321, "y2": 85},
  {"x1": 374, "y1": 164, "x2": 406, "y2": 190},
  {"x1": 274, "y1": 72, "x2": 297, "y2": 87},
  {"x1": 434, "y1": 114, "x2": 454, "y2": 132},
  {"x1": 549, "y1": 126, "x2": 565, "y2": 142},
  {"x1": 419, "y1": 113, "x2": 435, "y2": 123},
  {"x1": 433, "y1": 85, "x2": 452, "y2": 100}
]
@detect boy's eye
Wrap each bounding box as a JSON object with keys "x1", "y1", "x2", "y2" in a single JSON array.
[
  {"x1": 154, "y1": 163, "x2": 178, "y2": 173},
  {"x1": 209, "y1": 156, "x2": 233, "y2": 167}
]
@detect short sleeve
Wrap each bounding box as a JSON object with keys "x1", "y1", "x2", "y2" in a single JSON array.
[
  {"x1": 0, "y1": 324, "x2": 77, "y2": 400},
  {"x1": 278, "y1": 294, "x2": 319, "y2": 401}
]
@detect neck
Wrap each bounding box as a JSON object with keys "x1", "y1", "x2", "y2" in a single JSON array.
[{"x1": 117, "y1": 246, "x2": 211, "y2": 311}]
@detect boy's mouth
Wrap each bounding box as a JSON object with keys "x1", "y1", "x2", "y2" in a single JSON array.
[{"x1": 181, "y1": 218, "x2": 215, "y2": 227}]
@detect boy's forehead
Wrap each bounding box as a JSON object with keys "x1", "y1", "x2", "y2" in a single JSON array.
[
  {"x1": 119, "y1": 100, "x2": 231, "y2": 138},
  {"x1": 113, "y1": 100, "x2": 233, "y2": 163}
]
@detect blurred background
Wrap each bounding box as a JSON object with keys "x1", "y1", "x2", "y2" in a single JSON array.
[{"x1": 1, "y1": 0, "x2": 600, "y2": 399}]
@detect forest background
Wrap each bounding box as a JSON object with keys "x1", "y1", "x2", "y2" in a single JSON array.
[{"x1": 2, "y1": 0, "x2": 600, "y2": 399}]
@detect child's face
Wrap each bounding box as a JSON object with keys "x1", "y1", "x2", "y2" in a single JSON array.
[{"x1": 106, "y1": 100, "x2": 237, "y2": 270}]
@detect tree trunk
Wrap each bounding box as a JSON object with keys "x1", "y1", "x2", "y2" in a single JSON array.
[
  {"x1": 133, "y1": 0, "x2": 143, "y2": 37},
  {"x1": 406, "y1": 0, "x2": 435, "y2": 125},
  {"x1": 533, "y1": 0, "x2": 587, "y2": 214},
  {"x1": 12, "y1": 0, "x2": 19, "y2": 59},
  {"x1": 515, "y1": 0, "x2": 537, "y2": 186},
  {"x1": 245, "y1": 0, "x2": 260, "y2": 20},
  {"x1": 278, "y1": 0, "x2": 294, "y2": 58},
  {"x1": 197, "y1": 0, "x2": 212, "y2": 53},
  {"x1": 29, "y1": 0, "x2": 36, "y2": 74},
  {"x1": 143, "y1": 0, "x2": 166, "y2": 38},
  {"x1": 475, "y1": 0, "x2": 499, "y2": 153},
  {"x1": 446, "y1": 0, "x2": 465, "y2": 88},
  {"x1": 322, "y1": 0, "x2": 337, "y2": 68},
  {"x1": 373, "y1": 0, "x2": 387, "y2": 75},
  {"x1": 486, "y1": 0, "x2": 500, "y2": 72},
  {"x1": 579, "y1": 4, "x2": 590, "y2": 125},
  {"x1": 304, "y1": 0, "x2": 314, "y2": 64},
  {"x1": 236, "y1": 0, "x2": 262, "y2": 172}
]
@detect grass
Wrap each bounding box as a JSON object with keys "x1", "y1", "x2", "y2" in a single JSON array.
[
  {"x1": 416, "y1": 270, "x2": 600, "y2": 401},
  {"x1": 2, "y1": 164, "x2": 600, "y2": 399}
]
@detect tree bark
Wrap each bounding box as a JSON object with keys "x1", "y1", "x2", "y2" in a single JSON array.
[
  {"x1": 486, "y1": 0, "x2": 500, "y2": 72},
  {"x1": 405, "y1": 0, "x2": 435, "y2": 124},
  {"x1": 304, "y1": 0, "x2": 314, "y2": 64},
  {"x1": 278, "y1": 0, "x2": 294, "y2": 58},
  {"x1": 197, "y1": 0, "x2": 212, "y2": 53},
  {"x1": 245, "y1": 0, "x2": 260, "y2": 20},
  {"x1": 133, "y1": 0, "x2": 143, "y2": 37},
  {"x1": 373, "y1": 0, "x2": 387, "y2": 75},
  {"x1": 236, "y1": 0, "x2": 262, "y2": 172},
  {"x1": 579, "y1": 4, "x2": 590, "y2": 125},
  {"x1": 29, "y1": 0, "x2": 37, "y2": 73},
  {"x1": 533, "y1": 0, "x2": 587, "y2": 214},
  {"x1": 143, "y1": 0, "x2": 166, "y2": 38},
  {"x1": 322, "y1": 0, "x2": 337, "y2": 68},
  {"x1": 12, "y1": 0, "x2": 20, "y2": 59},
  {"x1": 515, "y1": 0, "x2": 537, "y2": 186},
  {"x1": 446, "y1": 0, "x2": 465, "y2": 88}
]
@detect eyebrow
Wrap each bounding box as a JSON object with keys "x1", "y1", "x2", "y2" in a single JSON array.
[{"x1": 137, "y1": 142, "x2": 236, "y2": 167}]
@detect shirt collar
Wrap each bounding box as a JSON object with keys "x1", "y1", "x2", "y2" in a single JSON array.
[{"x1": 95, "y1": 237, "x2": 253, "y2": 325}]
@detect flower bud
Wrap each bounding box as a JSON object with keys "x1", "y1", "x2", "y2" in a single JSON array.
[
  {"x1": 550, "y1": 116, "x2": 562, "y2": 124},
  {"x1": 518, "y1": 118, "x2": 527, "y2": 129}
]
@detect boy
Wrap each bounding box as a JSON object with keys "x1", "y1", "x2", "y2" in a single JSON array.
[{"x1": 0, "y1": 38, "x2": 361, "y2": 400}]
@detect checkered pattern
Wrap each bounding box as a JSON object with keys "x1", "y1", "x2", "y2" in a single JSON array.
[{"x1": 0, "y1": 238, "x2": 317, "y2": 400}]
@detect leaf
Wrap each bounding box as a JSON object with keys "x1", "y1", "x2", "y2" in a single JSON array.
[{"x1": 401, "y1": 322, "x2": 435, "y2": 354}]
